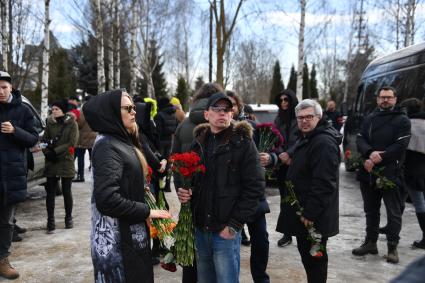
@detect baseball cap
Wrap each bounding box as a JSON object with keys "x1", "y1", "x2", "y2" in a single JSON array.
[
  {"x1": 0, "y1": 71, "x2": 11, "y2": 83},
  {"x1": 206, "y1": 92, "x2": 233, "y2": 109}
]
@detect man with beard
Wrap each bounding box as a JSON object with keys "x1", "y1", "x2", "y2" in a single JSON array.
[{"x1": 352, "y1": 86, "x2": 411, "y2": 264}]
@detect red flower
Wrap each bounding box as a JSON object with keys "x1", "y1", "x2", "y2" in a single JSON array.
[
  {"x1": 345, "y1": 150, "x2": 351, "y2": 160},
  {"x1": 146, "y1": 166, "x2": 153, "y2": 184},
  {"x1": 160, "y1": 262, "x2": 177, "y2": 272},
  {"x1": 179, "y1": 167, "x2": 191, "y2": 177},
  {"x1": 312, "y1": 251, "x2": 324, "y2": 258},
  {"x1": 68, "y1": 147, "x2": 75, "y2": 155}
]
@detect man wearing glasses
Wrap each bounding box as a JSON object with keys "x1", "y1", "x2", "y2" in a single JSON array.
[
  {"x1": 277, "y1": 99, "x2": 341, "y2": 283},
  {"x1": 177, "y1": 92, "x2": 265, "y2": 283},
  {"x1": 353, "y1": 86, "x2": 411, "y2": 264}
]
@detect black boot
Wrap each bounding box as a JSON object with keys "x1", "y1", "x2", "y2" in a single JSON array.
[
  {"x1": 352, "y1": 238, "x2": 378, "y2": 256},
  {"x1": 72, "y1": 174, "x2": 85, "y2": 183},
  {"x1": 12, "y1": 230, "x2": 22, "y2": 242},
  {"x1": 387, "y1": 242, "x2": 399, "y2": 264},
  {"x1": 14, "y1": 224, "x2": 26, "y2": 234},
  {"x1": 277, "y1": 234, "x2": 292, "y2": 247},
  {"x1": 413, "y1": 212, "x2": 425, "y2": 249},
  {"x1": 65, "y1": 217, "x2": 73, "y2": 229},
  {"x1": 47, "y1": 218, "x2": 55, "y2": 234}
]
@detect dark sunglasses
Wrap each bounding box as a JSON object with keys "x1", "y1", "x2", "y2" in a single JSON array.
[
  {"x1": 121, "y1": 105, "x2": 136, "y2": 113},
  {"x1": 210, "y1": 106, "x2": 232, "y2": 113},
  {"x1": 281, "y1": 97, "x2": 289, "y2": 102}
]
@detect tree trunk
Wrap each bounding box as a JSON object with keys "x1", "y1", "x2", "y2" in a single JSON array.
[
  {"x1": 40, "y1": 0, "x2": 50, "y2": 122},
  {"x1": 113, "y1": 0, "x2": 120, "y2": 89},
  {"x1": 209, "y1": 3, "x2": 213, "y2": 83},
  {"x1": 7, "y1": 0, "x2": 11, "y2": 72},
  {"x1": 212, "y1": 0, "x2": 243, "y2": 86},
  {"x1": 92, "y1": 0, "x2": 105, "y2": 93},
  {"x1": 296, "y1": 0, "x2": 306, "y2": 101},
  {"x1": 404, "y1": 0, "x2": 415, "y2": 47},
  {"x1": 1, "y1": 0, "x2": 9, "y2": 70}
]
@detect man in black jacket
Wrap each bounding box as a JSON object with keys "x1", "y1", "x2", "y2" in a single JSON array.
[
  {"x1": 352, "y1": 86, "x2": 411, "y2": 264},
  {"x1": 0, "y1": 71, "x2": 38, "y2": 279},
  {"x1": 177, "y1": 92, "x2": 265, "y2": 283},
  {"x1": 277, "y1": 99, "x2": 341, "y2": 283}
]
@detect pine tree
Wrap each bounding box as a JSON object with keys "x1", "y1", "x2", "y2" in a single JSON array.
[
  {"x1": 72, "y1": 35, "x2": 97, "y2": 96},
  {"x1": 176, "y1": 75, "x2": 190, "y2": 111},
  {"x1": 49, "y1": 48, "x2": 77, "y2": 102},
  {"x1": 310, "y1": 64, "x2": 319, "y2": 99},
  {"x1": 287, "y1": 65, "x2": 297, "y2": 93},
  {"x1": 302, "y1": 62, "x2": 310, "y2": 99},
  {"x1": 269, "y1": 60, "x2": 285, "y2": 103}
]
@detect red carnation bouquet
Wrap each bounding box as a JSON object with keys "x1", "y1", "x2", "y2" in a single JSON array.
[
  {"x1": 169, "y1": 151, "x2": 205, "y2": 266},
  {"x1": 256, "y1": 122, "x2": 284, "y2": 152}
]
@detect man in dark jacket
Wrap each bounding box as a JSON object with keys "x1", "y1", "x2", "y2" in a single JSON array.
[
  {"x1": 352, "y1": 86, "x2": 411, "y2": 264},
  {"x1": 324, "y1": 99, "x2": 343, "y2": 132},
  {"x1": 277, "y1": 99, "x2": 341, "y2": 283},
  {"x1": 177, "y1": 92, "x2": 265, "y2": 283},
  {"x1": 172, "y1": 82, "x2": 223, "y2": 283},
  {"x1": 0, "y1": 71, "x2": 38, "y2": 279}
]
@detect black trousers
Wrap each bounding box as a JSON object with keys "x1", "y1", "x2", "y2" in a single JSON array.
[
  {"x1": 247, "y1": 214, "x2": 270, "y2": 283},
  {"x1": 296, "y1": 236, "x2": 328, "y2": 283},
  {"x1": 0, "y1": 204, "x2": 15, "y2": 260},
  {"x1": 360, "y1": 181, "x2": 402, "y2": 243},
  {"x1": 45, "y1": 177, "x2": 73, "y2": 221}
]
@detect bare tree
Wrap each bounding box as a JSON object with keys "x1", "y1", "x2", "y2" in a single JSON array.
[
  {"x1": 210, "y1": 0, "x2": 244, "y2": 86},
  {"x1": 92, "y1": 0, "x2": 106, "y2": 93},
  {"x1": 296, "y1": 0, "x2": 306, "y2": 101},
  {"x1": 113, "y1": 0, "x2": 120, "y2": 89},
  {"x1": 41, "y1": 0, "x2": 50, "y2": 121},
  {"x1": 129, "y1": 0, "x2": 138, "y2": 96},
  {"x1": 1, "y1": 0, "x2": 9, "y2": 70}
]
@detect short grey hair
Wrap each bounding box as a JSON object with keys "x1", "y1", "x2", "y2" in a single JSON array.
[{"x1": 295, "y1": 99, "x2": 323, "y2": 118}]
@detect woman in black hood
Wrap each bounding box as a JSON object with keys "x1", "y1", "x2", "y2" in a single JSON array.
[
  {"x1": 273, "y1": 89, "x2": 299, "y2": 248},
  {"x1": 83, "y1": 89, "x2": 171, "y2": 283}
]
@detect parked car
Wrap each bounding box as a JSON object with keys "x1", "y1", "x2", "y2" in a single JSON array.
[
  {"x1": 343, "y1": 42, "x2": 425, "y2": 171},
  {"x1": 248, "y1": 103, "x2": 278, "y2": 123},
  {"x1": 22, "y1": 96, "x2": 47, "y2": 189}
]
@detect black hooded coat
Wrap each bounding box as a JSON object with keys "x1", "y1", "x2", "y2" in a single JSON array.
[
  {"x1": 83, "y1": 90, "x2": 152, "y2": 283},
  {"x1": 276, "y1": 119, "x2": 342, "y2": 237}
]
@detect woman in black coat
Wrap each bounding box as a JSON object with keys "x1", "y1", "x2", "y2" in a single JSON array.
[
  {"x1": 273, "y1": 89, "x2": 299, "y2": 247},
  {"x1": 83, "y1": 89, "x2": 171, "y2": 283}
]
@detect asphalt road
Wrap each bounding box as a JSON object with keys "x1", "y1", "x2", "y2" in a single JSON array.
[{"x1": 2, "y1": 164, "x2": 424, "y2": 283}]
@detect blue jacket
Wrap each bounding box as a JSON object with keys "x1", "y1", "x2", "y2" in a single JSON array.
[{"x1": 0, "y1": 90, "x2": 38, "y2": 205}]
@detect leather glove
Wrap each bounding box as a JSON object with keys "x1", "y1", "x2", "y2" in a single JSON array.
[{"x1": 44, "y1": 148, "x2": 57, "y2": 161}]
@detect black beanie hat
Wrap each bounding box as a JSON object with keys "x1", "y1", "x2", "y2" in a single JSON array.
[{"x1": 51, "y1": 99, "x2": 69, "y2": 114}]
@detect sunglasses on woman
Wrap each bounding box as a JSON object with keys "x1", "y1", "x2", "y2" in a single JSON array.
[
  {"x1": 121, "y1": 105, "x2": 136, "y2": 113},
  {"x1": 281, "y1": 97, "x2": 289, "y2": 102}
]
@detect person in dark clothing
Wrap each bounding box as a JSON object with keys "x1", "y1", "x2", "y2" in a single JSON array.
[
  {"x1": 277, "y1": 99, "x2": 341, "y2": 283},
  {"x1": 400, "y1": 98, "x2": 425, "y2": 249},
  {"x1": 83, "y1": 89, "x2": 171, "y2": 283},
  {"x1": 0, "y1": 71, "x2": 38, "y2": 279},
  {"x1": 352, "y1": 86, "x2": 411, "y2": 264},
  {"x1": 172, "y1": 82, "x2": 224, "y2": 283},
  {"x1": 155, "y1": 96, "x2": 178, "y2": 159},
  {"x1": 273, "y1": 89, "x2": 299, "y2": 248},
  {"x1": 42, "y1": 100, "x2": 79, "y2": 233},
  {"x1": 324, "y1": 100, "x2": 343, "y2": 132},
  {"x1": 177, "y1": 92, "x2": 265, "y2": 283},
  {"x1": 155, "y1": 96, "x2": 178, "y2": 193},
  {"x1": 391, "y1": 254, "x2": 425, "y2": 283},
  {"x1": 227, "y1": 90, "x2": 270, "y2": 283},
  {"x1": 135, "y1": 101, "x2": 167, "y2": 265}
]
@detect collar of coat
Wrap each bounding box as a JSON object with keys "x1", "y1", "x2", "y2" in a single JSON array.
[{"x1": 193, "y1": 120, "x2": 253, "y2": 146}]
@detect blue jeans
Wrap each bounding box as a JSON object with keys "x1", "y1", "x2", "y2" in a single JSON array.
[
  {"x1": 406, "y1": 177, "x2": 425, "y2": 213},
  {"x1": 195, "y1": 228, "x2": 241, "y2": 283}
]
